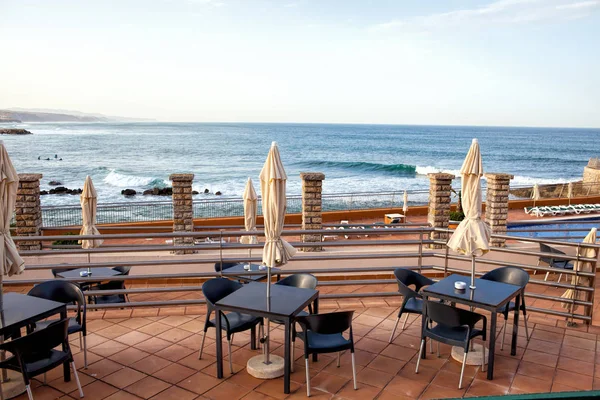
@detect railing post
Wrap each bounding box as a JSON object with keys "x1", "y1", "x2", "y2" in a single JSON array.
[
  {"x1": 169, "y1": 173, "x2": 195, "y2": 254},
  {"x1": 485, "y1": 173, "x2": 514, "y2": 248},
  {"x1": 300, "y1": 172, "x2": 325, "y2": 252},
  {"x1": 16, "y1": 173, "x2": 43, "y2": 251},
  {"x1": 427, "y1": 173, "x2": 455, "y2": 249}
]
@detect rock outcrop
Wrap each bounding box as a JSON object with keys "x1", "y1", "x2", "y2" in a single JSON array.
[
  {"x1": 142, "y1": 187, "x2": 173, "y2": 196},
  {"x1": 121, "y1": 189, "x2": 137, "y2": 196},
  {"x1": 40, "y1": 186, "x2": 82, "y2": 195},
  {"x1": 48, "y1": 181, "x2": 62, "y2": 186},
  {"x1": 0, "y1": 128, "x2": 32, "y2": 135}
]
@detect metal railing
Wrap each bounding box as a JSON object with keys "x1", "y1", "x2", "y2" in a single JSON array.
[
  {"x1": 7, "y1": 224, "x2": 599, "y2": 325},
  {"x1": 41, "y1": 189, "x2": 430, "y2": 227}
]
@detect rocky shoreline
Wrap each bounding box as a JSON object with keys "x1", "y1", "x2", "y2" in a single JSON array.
[
  {"x1": 0, "y1": 128, "x2": 32, "y2": 135},
  {"x1": 41, "y1": 183, "x2": 221, "y2": 197}
]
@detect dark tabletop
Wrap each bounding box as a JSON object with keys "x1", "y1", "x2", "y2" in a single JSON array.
[
  {"x1": 423, "y1": 274, "x2": 521, "y2": 309},
  {"x1": 216, "y1": 281, "x2": 318, "y2": 318},
  {"x1": 220, "y1": 264, "x2": 281, "y2": 281},
  {"x1": 0, "y1": 293, "x2": 66, "y2": 336},
  {"x1": 56, "y1": 267, "x2": 122, "y2": 279}
]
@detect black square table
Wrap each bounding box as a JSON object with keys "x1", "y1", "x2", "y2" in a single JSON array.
[
  {"x1": 219, "y1": 263, "x2": 281, "y2": 282},
  {"x1": 214, "y1": 281, "x2": 319, "y2": 394},
  {"x1": 422, "y1": 274, "x2": 523, "y2": 380},
  {"x1": 56, "y1": 267, "x2": 122, "y2": 279},
  {"x1": 0, "y1": 293, "x2": 71, "y2": 381}
]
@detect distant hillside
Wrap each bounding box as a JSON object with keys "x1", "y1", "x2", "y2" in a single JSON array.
[{"x1": 0, "y1": 108, "x2": 153, "y2": 123}]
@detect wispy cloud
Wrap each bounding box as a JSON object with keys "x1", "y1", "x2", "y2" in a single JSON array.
[{"x1": 370, "y1": 0, "x2": 600, "y2": 32}]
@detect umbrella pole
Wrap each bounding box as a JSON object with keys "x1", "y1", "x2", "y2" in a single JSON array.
[
  {"x1": 87, "y1": 252, "x2": 92, "y2": 275},
  {"x1": 264, "y1": 267, "x2": 271, "y2": 364},
  {"x1": 470, "y1": 255, "x2": 476, "y2": 290}
]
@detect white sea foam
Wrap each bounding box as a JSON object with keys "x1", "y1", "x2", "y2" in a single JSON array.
[
  {"x1": 415, "y1": 165, "x2": 461, "y2": 176},
  {"x1": 103, "y1": 169, "x2": 167, "y2": 188}
]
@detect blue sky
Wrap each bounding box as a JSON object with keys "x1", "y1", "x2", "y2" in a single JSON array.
[{"x1": 1, "y1": 0, "x2": 599, "y2": 127}]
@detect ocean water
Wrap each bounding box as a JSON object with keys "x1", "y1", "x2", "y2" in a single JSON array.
[{"x1": 1, "y1": 122, "x2": 599, "y2": 207}]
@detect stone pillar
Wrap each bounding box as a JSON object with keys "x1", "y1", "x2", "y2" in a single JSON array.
[
  {"x1": 16, "y1": 173, "x2": 43, "y2": 251},
  {"x1": 427, "y1": 173, "x2": 455, "y2": 249},
  {"x1": 169, "y1": 173, "x2": 195, "y2": 254},
  {"x1": 485, "y1": 173, "x2": 514, "y2": 248},
  {"x1": 300, "y1": 172, "x2": 325, "y2": 252}
]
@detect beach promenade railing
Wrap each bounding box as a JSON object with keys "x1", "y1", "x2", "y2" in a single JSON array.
[
  {"x1": 7, "y1": 224, "x2": 598, "y2": 325},
  {"x1": 40, "y1": 189, "x2": 431, "y2": 227}
]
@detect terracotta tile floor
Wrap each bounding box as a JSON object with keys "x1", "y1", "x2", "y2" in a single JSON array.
[
  {"x1": 7, "y1": 271, "x2": 600, "y2": 400},
  {"x1": 3, "y1": 291, "x2": 599, "y2": 400}
]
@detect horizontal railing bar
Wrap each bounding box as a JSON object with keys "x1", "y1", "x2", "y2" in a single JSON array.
[
  {"x1": 525, "y1": 291, "x2": 592, "y2": 307},
  {"x1": 431, "y1": 253, "x2": 597, "y2": 278},
  {"x1": 435, "y1": 228, "x2": 600, "y2": 249},
  {"x1": 4, "y1": 265, "x2": 429, "y2": 285},
  {"x1": 20, "y1": 253, "x2": 426, "y2": 273},
  {"x1": 526, "y1": 306, "x2": 590, "y2": 321},
  {"x1": 15, "y1": 227, "x2": 433, "y2": 242},
  {"x1": 24, "y1": 239, "x2": 429, "y2": 256}
]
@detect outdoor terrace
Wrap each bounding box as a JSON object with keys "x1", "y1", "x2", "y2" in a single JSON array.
[{"x1": 3, "y1": 224, "x2": 599, "y2": 400}]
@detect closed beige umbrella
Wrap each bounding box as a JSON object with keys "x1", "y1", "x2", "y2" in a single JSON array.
[
  {"x1": 240, "y1": 178, "x2": 258, "y2": 269},
  {"x1": 0, "y1": 141, "x2": 25, "y2": 400},
  {"x1": 260, "y1": 142, "x2": 296, "y2": 269},
  {"x1": 79, "y1": 176, "x2": 103, "y2": 274},
  {"x1": 447, "y1": 138, "x2": 491, "y2": 290},
  {"x1": 0, "y1": 141, "x2": 25, "y2": 300},
  {"x1": 561, "y1": 228, "x2": 597, "y2": 319},
  {"x1": 531, "y1": 183, "x2": 540, "y2": 207},
  {"x1": 567, "y1": 182, "x2": 573, "y2": 205},
  {"x1": 241, "y1": 178, "x2": 258, "y2": 245},
  {"x1": 259, "y1": 141, "x2": 296, "y2": 364}
]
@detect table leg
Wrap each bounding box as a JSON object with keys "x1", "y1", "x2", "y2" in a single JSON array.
[
  {"x1": 250, "y1": 326, "x2": 257, "y2": 350},
  {"x1": 284, "y1": 319, "x2": 291, "y2": 394},
  {"x1": 312, "y1": 298, "x2": 319, "y2": 362},
  {"x1": 487, "y1": 312, "x2": 497, "y2": 380},
  {"x1": 61, "y1": 309, "x2": 71, "y2": 382},
  {"x1": 215, "y1": 309, "x2": 223, "y2": 379},
  {"x1": 421, "y1": 296, "x2": 427, "y2": 359},
  {"x1": 511, "y1": 294, "x2": 521, "y2": 357}
]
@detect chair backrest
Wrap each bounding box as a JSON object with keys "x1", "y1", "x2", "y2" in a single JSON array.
[
  {"x1": 481, "y1": 266, "x2": 529, "y2": 288},
  {"x1": 424, "y1": 300, "x2": 479, "y2": 329},
  {"x1": 1, "y1": 318, "x2": 69, "y2": 359},
  {"x1": 275, "y1": 273, "x2": 318, "y2": 290},
  {"x1": 202, "y1": 278, "x2": 243, "y2": 308},
  {"x1": 28, "y1": 281, "x2": 86, "y2": 327},
  {"x1": 113, "y1": 266, "x2": 131, "y2": 275},
  {"x1": 296, "y1": 311, "x2": 354, "y2": 335},
  {"x1": 539, "y1": 243, "x2": 565, "y2": 266},
  {"x1": 393, "y1": 268, "x2": 433, "y2": 299},
  {"x1": 214, "y1": 262, "x2": 239, "y2": 273}
]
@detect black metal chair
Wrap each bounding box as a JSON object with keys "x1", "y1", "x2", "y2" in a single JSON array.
[
  {"x1": 537, "y1": 243, "x2": 573, "y2": 283},
  {"x1": 93, "y1": 266, "x2": 131, "y2": 304},
  {"x1": 294, "y1": 311, "x2": 357, "y2": 397},
  {"x1": 27, "y1": 281, "x2": 88, "y2": 368},
  {"x1": 199, "y1": 278, "x2": 263, "y2": 374},
  {"x1": 0, "y1": 319, "x2": 84, "y2": 400},
  {"x1": 416, "y1": 300, "x2": 487, "y2": 389},
  {"x1": 481, "y1": 266, "x2": 531, "y2": 347},
  {"x1": 214, "y1": 262, "x2": 238, "y2": 275},
  {"x1": 274, "y1": 273, "x2": 318, "y2": 318},
  {"x1": 389, "y1": 268, "x2": 435, "y2": 343}
]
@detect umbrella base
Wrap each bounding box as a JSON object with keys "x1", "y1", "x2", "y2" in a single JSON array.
[
  {"x1": 451, "y1": 344, "x2": 488, "y2": 366},
  {"x1": 247, "y1": 355, "x2": 284, "y2": 379},
  {"x1": 1, "y1": 369, "x2": 26, "y2": 399}
]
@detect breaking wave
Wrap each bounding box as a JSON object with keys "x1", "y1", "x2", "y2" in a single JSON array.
[{"x1": 103, "y1": 169, "x2": 167, "y2": 188}]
